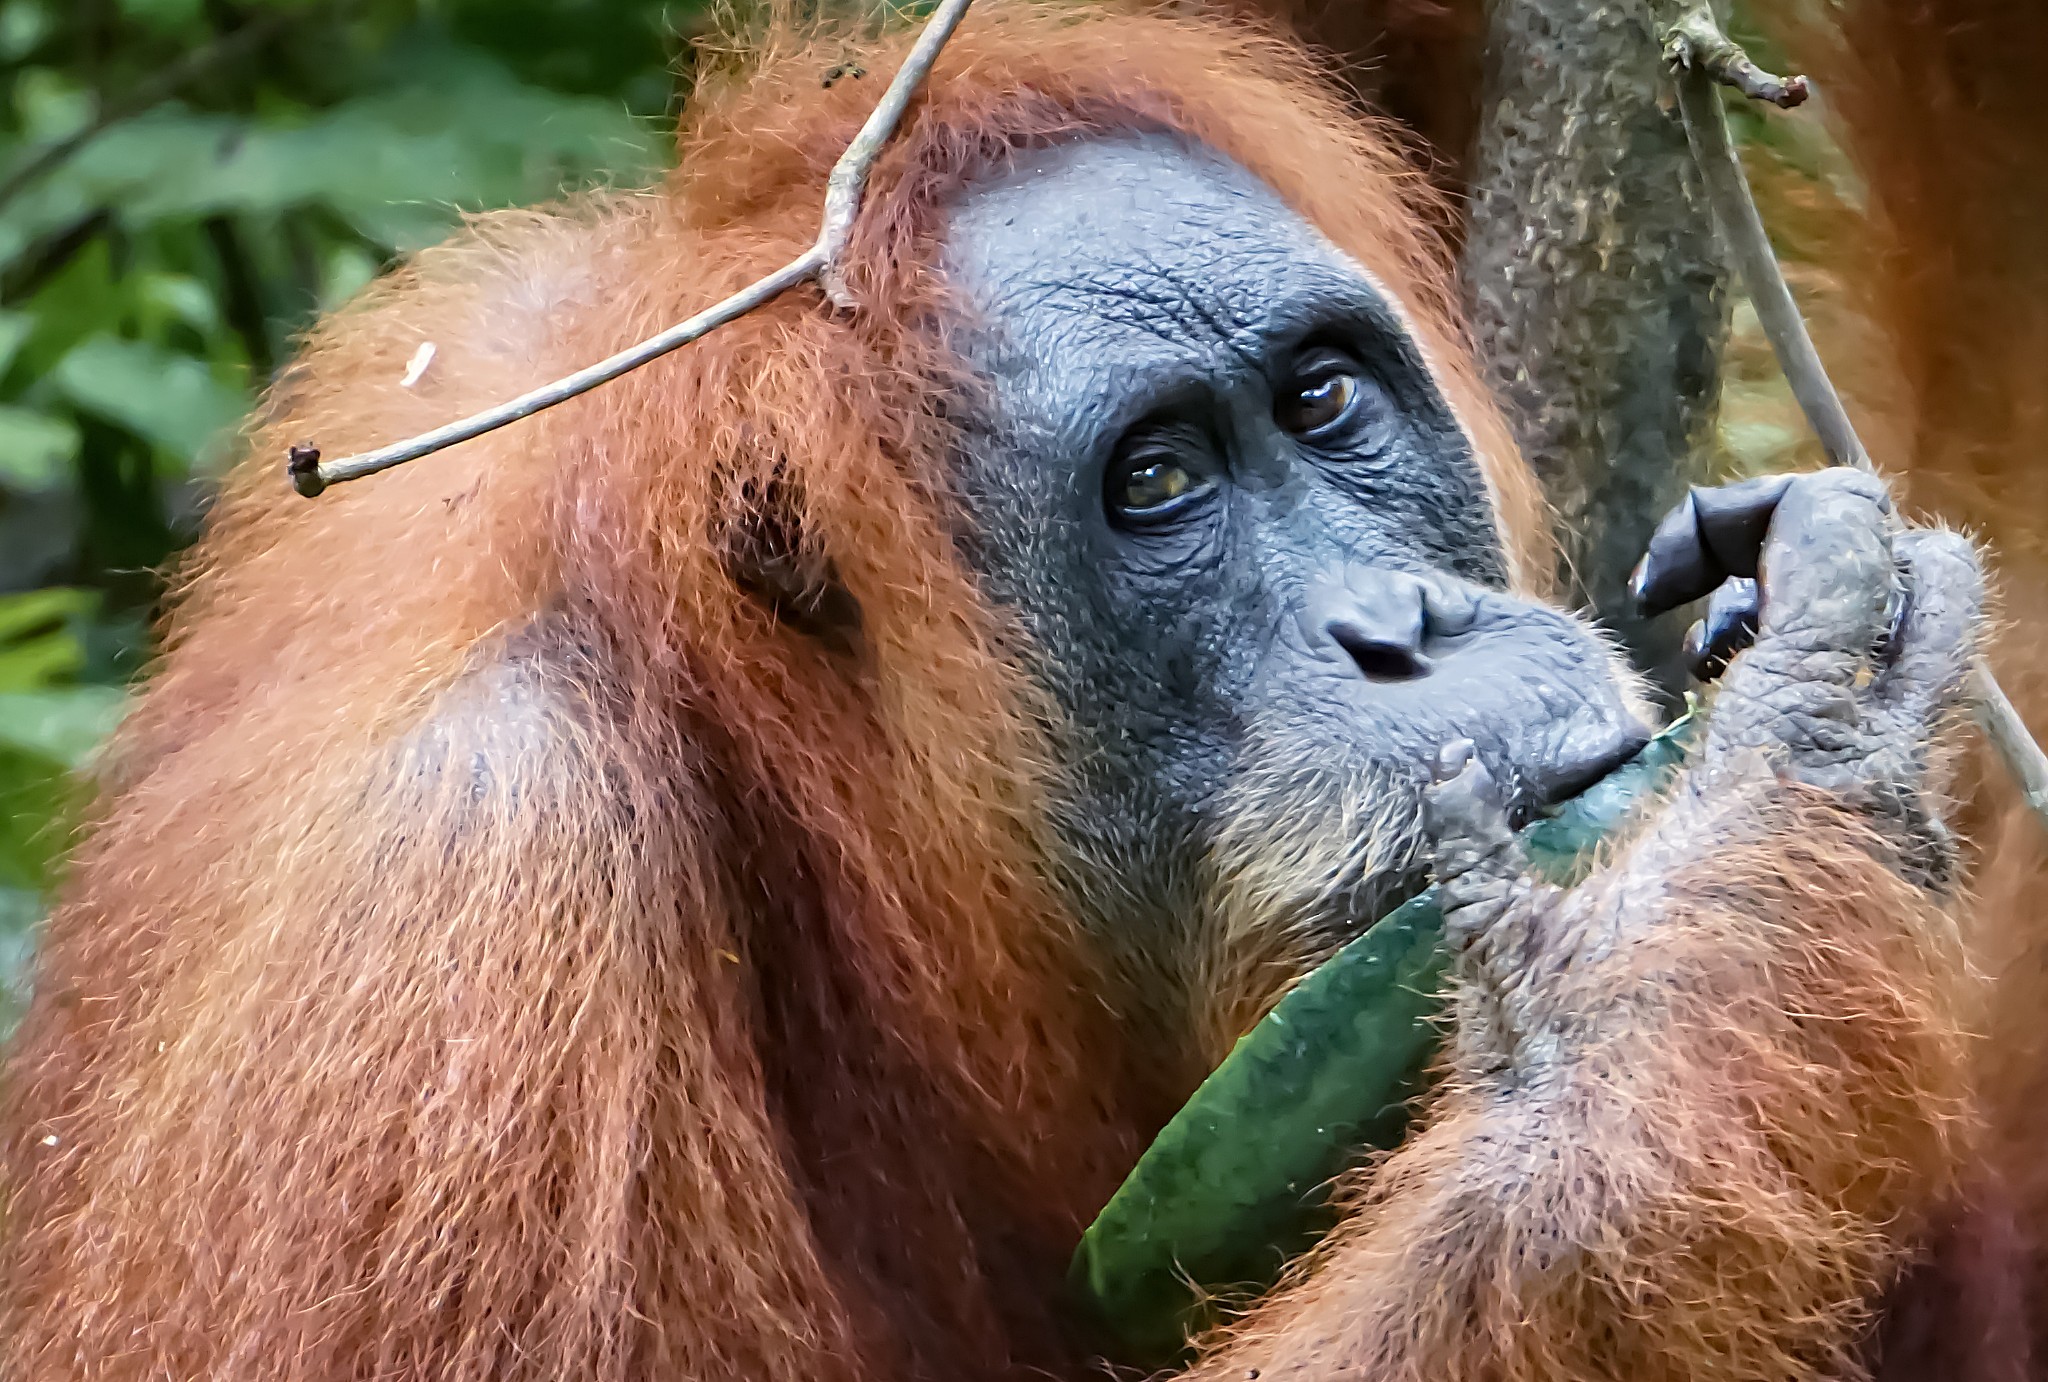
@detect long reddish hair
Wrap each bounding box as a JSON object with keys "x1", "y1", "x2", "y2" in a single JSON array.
[
  {"x1": 1, "y1": 6, "x2": 1540, "y2": 1378},
  {"x1": 1739, "y1": 6, "x2": 2048, "y2": 1376}
]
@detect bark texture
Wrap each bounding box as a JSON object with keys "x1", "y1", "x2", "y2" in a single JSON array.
[{"x1": 1462, "y1": 0, "x2": 1729, "y2": 699}]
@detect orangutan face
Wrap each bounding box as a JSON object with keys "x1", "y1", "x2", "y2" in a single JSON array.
[{"x1": 940, "y1": 136, "x2": 1647, "y2": 1039}]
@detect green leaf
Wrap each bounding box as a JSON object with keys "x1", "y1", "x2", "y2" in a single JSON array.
[
  {"x1": 0, "y1": 687, "x2": 127, "y2": 766},
  {"x1": 0, "y1": 740, "x2": 75, "y2": 891},
  {"x1": 0, "y1": 404, "x2": 79, "y2": 489},
  {"x1": 10, "y1": 66, "x2": 91, "y2": 143},
  {"x1": 0, "y1": 237, "x2": 124, "y2": 373},
  {"x1": 0, "y1": 887, "x2": 36, "y2": 933},
  {"x1": 116, "y1": 0, "x2": 203, "y2": 35},
  {"x1": 49, "y1": 334, "x2": 247, "y2": 467},
  {"x1": 134, "y1": 271, "x2": 224, "y2": 338},
  {"x1": 0, "y1": 588, "x2": 91, "y2": 646},
  {"x1": 0, "y1": 309, "x2": 35, "y2": 378},
  {"x1": 0, "y1": 1, "x2": 55, "y2": 64},
  {"x1": 320, "y1": 242, "x2": 381, "y2": 313},
  {"x1": 0, "y1": 42, "x2": 665, "y2": 257},
  {"x1": 1070, "y1": 711, "x2": 1703, "y2": 1367},
  {"x1": 282, "y1": 47, "x2": 666, "y2": 248},
  {"x1": 1071, "y1": 897, "x2": 1447, "y2": 1367},
  {"x1": 0, "y1": 587, "x2": 93, "y2": 692},
  {"x1": 0, "y1": 892, "x2": 35, "y2": 1034},
  {"x1": 0, "y1": 589, "x2": 122, "y2": 1006}
]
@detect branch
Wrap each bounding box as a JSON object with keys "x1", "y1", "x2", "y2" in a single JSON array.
[
  {"x1": 0, "y1": 207, "x2": 110, "y2": 305},
  {"x1": 1977, "y1": 661, "x2": 2048, "y2": 821},
  {"x1": 1667, "y1": 9, "x2": 1860, "y2": 471},
  {"x1": 1664, "y1": 8, "x2": 1810, "y2": 109},
  {"x1": 204, "y1": 214, "x2": 277, "y2": 380},
  {"x1": 1664, "y1": 4, "x2": 2048, "y2": 831},
  {"x1": 1462, "y1": 0, "x2": 1729, "y2": 705},
  {"x1": 287, "y1": 0, "x2": 974, "y2": 499}
]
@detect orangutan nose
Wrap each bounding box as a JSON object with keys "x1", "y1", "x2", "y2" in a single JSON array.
[{"x1": 1321, "y1": 570, "x2": 1432, "y2": 683}]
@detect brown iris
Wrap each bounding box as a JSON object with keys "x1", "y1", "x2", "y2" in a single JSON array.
[
  {"x1": 1275, "y1": 366, "x2": 1360, "y2": 438},
  {"x1": 1119, "y1": 459, "x2": 1196, "y2": 515}
]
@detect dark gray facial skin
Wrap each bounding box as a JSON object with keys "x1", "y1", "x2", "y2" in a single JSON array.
[{"x1": 939, "y1": 137, "x2": 1650, "y2": 1054}]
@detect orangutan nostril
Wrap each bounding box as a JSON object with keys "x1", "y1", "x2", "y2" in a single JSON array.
[{"x1": 1329, "y1": 621, "x2": 1432, "y2": 683}]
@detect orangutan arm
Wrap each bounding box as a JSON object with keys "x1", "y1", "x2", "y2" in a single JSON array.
[{"x1": 1194, "y1": 470, "x2": 1985, "y2": 1382}]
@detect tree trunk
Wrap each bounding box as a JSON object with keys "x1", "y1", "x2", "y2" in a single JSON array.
[{"x1": 1461, "y1": 0, "x2": 1729, "y2": 701}]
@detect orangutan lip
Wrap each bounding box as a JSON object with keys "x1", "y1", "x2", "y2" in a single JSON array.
[
  {"x1": 1348, "y1": 725, "x2": 1666, "y2": 938},
  {"x1": 1531, "y1": 722, "x2": 1655, "y2": 811}
]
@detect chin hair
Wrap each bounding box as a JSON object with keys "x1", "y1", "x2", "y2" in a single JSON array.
[{"x1": 1194, "y1": 737, "x2": 1431, "y2": 1063}]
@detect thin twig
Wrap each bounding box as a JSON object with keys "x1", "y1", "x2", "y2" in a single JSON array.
[
  {"x1": 1666, "y1": 12, "x2": 1864, "y2": 471},
  {"x1": 0, "y1": 7, "x2": 298, "y2": 219},
  {"x1": 1665, "y1": 8, "x2": 1809, "y2": 110},
  {"x1": 290, "y1": 0, "x2": 974, "y2": 498},
  {"x1": 1976, "y1": 661, "x2": 2048, "y2": 820},
  {"x1": 1665, "y1": 4, "x2": 2048, "y2": 829},
  {"x1": 287, "y1": 253, "x2": 822, "y2": 496},
  {"x1": 816, "y1": 0, "x2": 974, "y2": 307}
]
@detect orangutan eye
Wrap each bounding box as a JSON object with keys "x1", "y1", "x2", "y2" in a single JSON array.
[
  {"x1": 1123, "y1": 460, "x2": 1192, "y2": 509},
  {"x1": 1117, "y1": 459, "x2": 1199, "y2": 517},
  {"x1": 1276, "y1": 349, "x2": 1375, "y2": 442},
  {"x1": 1107, "y1": 444, "x2": 1214, "y2": 526}
]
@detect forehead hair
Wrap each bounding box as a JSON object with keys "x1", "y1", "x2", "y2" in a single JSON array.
[{"x1": 576, "y1": 2, "x2": 1549, "y2": 616}]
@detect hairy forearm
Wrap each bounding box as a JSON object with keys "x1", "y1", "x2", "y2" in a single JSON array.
[{"x1": 1192, "y1": 778, "x2": 1971, "y2": 1382}]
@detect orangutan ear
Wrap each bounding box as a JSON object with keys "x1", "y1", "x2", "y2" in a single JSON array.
[{"x1": 718, "y1": 474, "x2": 864, "y2": 655}]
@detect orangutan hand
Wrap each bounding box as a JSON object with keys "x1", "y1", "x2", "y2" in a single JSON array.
[
  {"x1": 1631, "y1": 467, "x2": 1985, "y2": 880},
  {"x1": 1423, "y1": 466, "x2": 1986, "y2": 1064}
]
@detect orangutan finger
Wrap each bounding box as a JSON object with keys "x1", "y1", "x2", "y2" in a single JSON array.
[
  {"x1": 1694, "y1": 473, "x2": 1796, "y2": 578},
  {"x1": 1881, "y1": 528, "x2": 1985, "y2": 728},
  {"x1": 1683, "y1": 576, "x2": 1760, "y2": 681},
  {"x1": 1630, "y1": 493, "x2": 1717, "y2": 618},
  {"x1": 1426, "y1": 740, "x2": 1532, "y2": 939},
  {"x1": 1631, "y1": 474, "x2": 1795, "y2": 618},
  {"x1": 1750, "y1": 468, "x2": 1895, "y2": 657}
]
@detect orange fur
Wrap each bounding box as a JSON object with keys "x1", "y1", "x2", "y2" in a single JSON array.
[
  {"x1": 0, "y1": 8, "x2": 1532, "y2": 1378},
  {"x1": 1744, "y1": 5, "x2": 2048, "y2": 1375},
  {"x1": 1191, "y1": 785, "x2": 1972, "y2": 1382},
  {"x1": 0, "y1": 4, "x2": 1987, "y2": 1380}
]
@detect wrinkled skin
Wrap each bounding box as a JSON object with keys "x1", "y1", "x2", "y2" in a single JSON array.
[
  {"x1": 938, "y1": 137, "x2": 1983, "y2": 1141},
  {"x1": 1208, "y1": 468, "x2": 1989, "y2": 1382},
  {"x1": 1435, "y1": 463, "x2": 1984, "y2": 986},
  {"x1": 930, "y1": 143, "x2": 1987, "y2": 1378},
  {"x1": 0, "y1": 119, "x2": 1990, "y2": 1382},
  {"x1": 942, "y1": 138, "x2": 1652, "y2": 1042},
  {"x1": 0, "y1": 16, "x2": 1998, "y2": 1371}
]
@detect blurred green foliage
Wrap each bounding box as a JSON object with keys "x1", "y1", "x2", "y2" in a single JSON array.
[{"x1": 0, "y1": 0, "x2": 700, "y2": 1014}]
